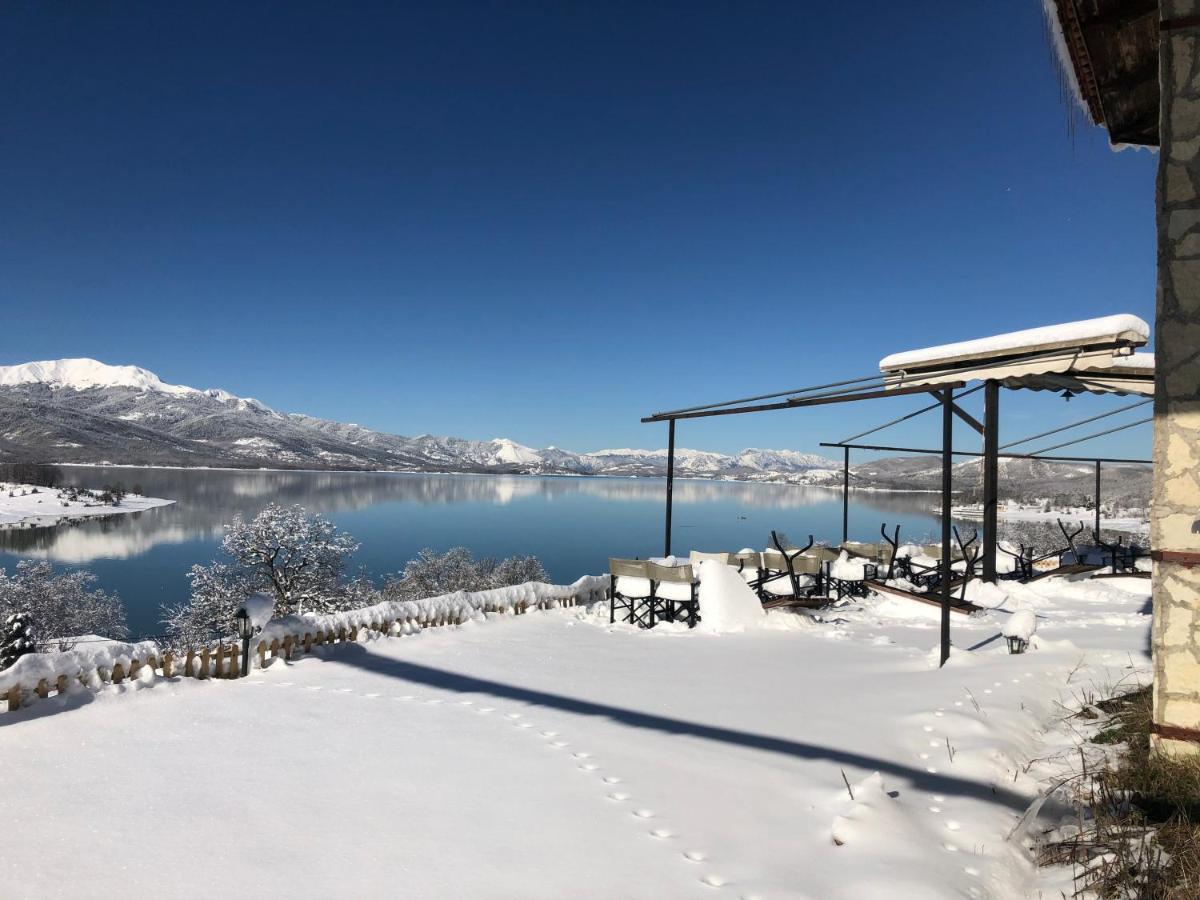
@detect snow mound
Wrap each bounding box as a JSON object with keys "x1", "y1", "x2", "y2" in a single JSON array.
[
  {"x1": 239, "y1": 593, "x2": 276, "y2": 630},
  {"x1": 696, "y1": 560, "x2": 765, "y2": 633},
  {"x1": 830, "y1": 772, "x2": 906, "y2": 847},
  {"x1": 830, "y1": 551, "x2": 870, "y2": 581},
  {"x1": 1003, "y1": 609, "x2": 1038, "y2": 642}
]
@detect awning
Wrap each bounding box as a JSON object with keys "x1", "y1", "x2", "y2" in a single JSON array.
[{"x1": 879, "y1": 315, "x2": 1153, "y2": 397}]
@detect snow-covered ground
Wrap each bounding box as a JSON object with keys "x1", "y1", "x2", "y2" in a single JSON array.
[
  {"x1": 0, "y1": 572, "x2": 1151, "y2": 897},
  {"x1": 0, "y1": 482, "x2": 173, "y2": 527},
  {"x1": 952, "y1": 500, "x2": 1149, "y2": 534}
]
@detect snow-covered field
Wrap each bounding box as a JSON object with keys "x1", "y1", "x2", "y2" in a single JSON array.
[
  {"x1": 0, "y1": 573, "x2": 1151, "y2": 898},
  {"x1": 952, "y1": 500, "x2": 1149, "y2": 534},
  {"x1": 0, "y1": 482, "x2": 173, "y2": 527}
]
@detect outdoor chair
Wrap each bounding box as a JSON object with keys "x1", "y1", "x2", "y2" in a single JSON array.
[
  {"x1": 730, "y1": 550, "x2": 762, "y2": 583},
  {"x1": 840, "y1": 541, "x2": 891, "y2": 577},
  {"x1": 825, "y1": 547, "x2": 878, "y2": 600},
  {"x1": 1092, "y1": 531, "x2": 1144, "y2": 573},
  {"x1": 758, "y1": 549, "x2": 799, "y2": 599},
  {"x1": 997, "y1": 541, "x2": 1038, "y2": 581},
  {"x1": 998, "y1": 540, "x2": 1066, "y2": 582},
  {"x1": 689, "y1": 550, "x2": 732, "y2": 567},
  {"x1": 879, "y1": 523, "x2": 903, "y2": 581},
  {"x1": 608, "y1": 558, "x2": 656, "y2": 628},
  {"x1": 905, "y1": 544, "x2": 954, "y2": 591},
  {"x1": 1056, "y1": 520, "x2": 1087, "y2": 565},
  {"x1": 647, "y1": 561, "x2": 700, "y2": 628}
]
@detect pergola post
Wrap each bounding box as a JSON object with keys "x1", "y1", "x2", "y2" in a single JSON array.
[
  {"x1": 1094, "y1": 459, "x2": 1102, "y2": 540},
  {"x1": 939, "y1": 389, "x2": 952, "y2": 667},
  {"x1": 663, "y1": 418, "x2": 675, "y2": 558},
  {"x1": 981, "y1": 380, "x2": 1000, "y2": 582},
  {"x1": 1152, "y1": 2, "x2": 1200, "y2": 756},
  {"x1": 841, "y1": 445, "x2": 850, "y2": 543}
]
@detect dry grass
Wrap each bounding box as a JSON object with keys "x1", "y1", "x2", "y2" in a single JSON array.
[{"x1": 1039, "y1": 686, "x2": 1200, "y2": 898}]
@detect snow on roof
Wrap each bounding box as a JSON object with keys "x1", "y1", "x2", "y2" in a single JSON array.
[
  {"x1": 879, "y1": 315, "x2": 1149, "y2": 373},
  {"x1": 1098, "y1": 351, "x2": 1154, "y2": 371},
  {"x1": 1041, "y1": 0, "x2": 1091, "y2": 119}
]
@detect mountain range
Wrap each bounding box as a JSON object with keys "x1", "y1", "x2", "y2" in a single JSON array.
[
  {"x1": 0, "y1": 359, "x2": 839, "y2": 479},
  {"x1": 0, "y1": 358, "x2": 1151, "y2": 502}
]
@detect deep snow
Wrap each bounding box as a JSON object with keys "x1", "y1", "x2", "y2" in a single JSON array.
[{"x1": 0, "y1": 571, "x2": 1152, "y2": 898}]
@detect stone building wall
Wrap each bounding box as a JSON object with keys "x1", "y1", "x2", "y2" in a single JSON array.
[{"x1": 1152, "y1": 0, "x2": 1200, "y2": 756}]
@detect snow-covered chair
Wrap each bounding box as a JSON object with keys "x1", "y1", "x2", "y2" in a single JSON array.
[
  {"x1": 730, "y1": 550, "x2": 762, "y2": 583},
  {"x1": 647, "y1": 561, "x2": 699, "y2": 628},
  {"x1": 689, "y1": 551, "x2": 732, "y2": 567},
  {"x1": 839, "y1": 541, "x2": 886, "y2": 579},
  {"x1": 1091, "y1": 531, "x2": 1146, "y2": 574},
  {"x1": 609, "y1": 558, "x2": 655, "y2": 627},
  {"x1": 758, "y1": 549, "x2": 824, "y2": 603},
  {"x1": 825, "y1": 549, "x2": 878, "y2": 600}
]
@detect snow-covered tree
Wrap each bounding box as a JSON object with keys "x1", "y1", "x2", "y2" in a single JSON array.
[
  {"x1": 163, "y1": 504, "x2": 361, "y2": 646},
  {"x1": 0, "y1": 611, "x2": 36, "y2": 670},
  {"x1": 0, "y1": 560, "x2": 128, "y2": 650},
  {"x1": 220, "y1": 504, "x2": 359, "y2": 613},
  {"x1": 161, "y1": 562, "x2": 260, "y2": 649},
  {"x1": 382, "y1": 547, "x2": 546, "y2": 602},
  {"x1": 491, "y1": 554, "x2": 547, "y2": 587}
]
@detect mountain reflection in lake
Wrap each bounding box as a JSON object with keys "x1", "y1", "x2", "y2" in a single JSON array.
[{"x1": 0, "y1": 467, "x2": 943, "y2": 637}]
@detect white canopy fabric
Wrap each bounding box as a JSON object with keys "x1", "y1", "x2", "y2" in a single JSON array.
[{"x1": 879, "y1": 316, "x2": 1153, "y2": 397}]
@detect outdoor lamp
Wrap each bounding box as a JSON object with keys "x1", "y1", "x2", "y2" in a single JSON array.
[
  {"x1": 235, "y1": 607, "x2": 253, "y2": 677},
  {"x1": 1006, "y1": 635, "x2": 1028, "y2": 655}
]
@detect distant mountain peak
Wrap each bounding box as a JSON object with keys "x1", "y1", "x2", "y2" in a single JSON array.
[{"x1": 0, "y1": 358, "x2": 272, "y2": 412}]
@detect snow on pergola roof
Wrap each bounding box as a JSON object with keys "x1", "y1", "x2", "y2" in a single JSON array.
[
  {"x1": 879, "y1": 314, "x2": 1148, "y2": 372},
  {"x1": 879, "y1": 314, "x2": 1154, "y2": 397}
]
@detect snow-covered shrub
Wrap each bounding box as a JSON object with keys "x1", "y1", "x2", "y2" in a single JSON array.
[
  {"x1": 381, "y1": 547, "x2": 547, "y2": 602},
  {"x1": 163, "y1": 504, "x2": 362, "y2": 647},
  {"x1": 0, "y1": 560, "x2": 128, "y2": 650},
  {"x1": 0, "y1": 611, "x2": 36, "y2": 670}
]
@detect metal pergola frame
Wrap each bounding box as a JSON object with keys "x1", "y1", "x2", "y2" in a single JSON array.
[
  {"x1": 641, "y1": 352, "x2": 1153, "y2": 667},
  {"x1": 820, "y1": 441, "x2": 1152, "y2": 548}
]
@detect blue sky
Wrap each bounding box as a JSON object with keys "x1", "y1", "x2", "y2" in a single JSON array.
[{"x1": 0, "y1": 2, "x2": 1156, "y2": 461}]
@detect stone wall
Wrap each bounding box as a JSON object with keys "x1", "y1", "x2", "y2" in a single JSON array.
[{"x1": 1152, "y1": 0, "x2": 1200, "y2": 756}]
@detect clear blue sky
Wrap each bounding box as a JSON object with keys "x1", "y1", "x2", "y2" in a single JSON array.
[{"x1": 0, "y1": 2, "x2": 1157, "y2": 461}]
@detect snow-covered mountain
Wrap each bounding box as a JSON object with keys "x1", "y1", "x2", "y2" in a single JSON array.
[{"x1": 0, "y1": 358, "x2": 839, "y2": 480}]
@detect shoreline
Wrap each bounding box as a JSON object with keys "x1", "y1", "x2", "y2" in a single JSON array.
[
  {"x1": 0, "y1": 482, "x2": 175, "y2": 528},
  {"x1": 50, "y1": 461, "x2": 942, "y2": 493}
]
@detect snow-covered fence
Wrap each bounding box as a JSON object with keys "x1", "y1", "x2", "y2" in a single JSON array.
[
  {"x1": 249, "y1": 576, "x2": 607, "y2": 668},
  {"x1": 1, "y1": 639, "x2": 166, "y2": 712},
  {"x1": 2, "y1": 577, "x2": 607, "y2": 713}
]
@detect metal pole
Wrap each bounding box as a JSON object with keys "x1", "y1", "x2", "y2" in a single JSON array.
[
  {"x1": 240, "y1": 635, "x2": 250, "y2": 678},
  {"x1": 981, "y1": 380, "x2": 999, "y2": 582},
  {"x1": 664, "y1": 419, "x2": 675, "y2": 558},
  {"x1": 842, "y1": 445, "x2": 850, "y2": 543},
  {"x1": 1094, "y1": 459, "x2": 1102, "y2": 539},
  {"x1": 940, "y1": 390, "x2": 953, "y2": 668}
]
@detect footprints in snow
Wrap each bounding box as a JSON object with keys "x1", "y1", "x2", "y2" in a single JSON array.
[{"x1": 267, "y1": 677, "x2": 731, "y2": 893}]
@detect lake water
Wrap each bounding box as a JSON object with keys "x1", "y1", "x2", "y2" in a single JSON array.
[{"x1": 0, "y1": 466, "x2": 946, "y2": 638}]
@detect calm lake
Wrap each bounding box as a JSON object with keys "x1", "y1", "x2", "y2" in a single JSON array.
[{"x1": 0, "y1": 466, "x2": 946, "y2": 638}]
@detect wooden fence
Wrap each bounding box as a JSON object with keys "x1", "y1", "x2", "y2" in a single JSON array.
[{"x1": 4, "y1": 587, "x2": 597, "y2": 714}]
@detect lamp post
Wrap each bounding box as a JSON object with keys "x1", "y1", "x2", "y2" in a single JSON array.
[{"x1": 235, "y1": 607, "x2": 253, "y2": 678}]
